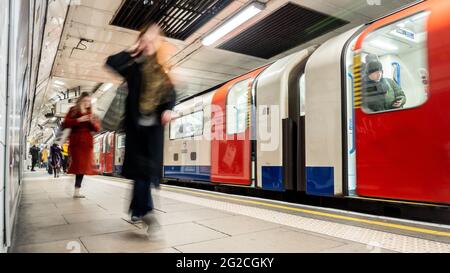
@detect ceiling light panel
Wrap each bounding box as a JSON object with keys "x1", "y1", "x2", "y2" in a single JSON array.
[
  {"x1": 218, "y1": 3, "x2": 349, "y2": 59},
  {"x1": 111, "y1": 0, "x2": 233, "y2": 40},
  {"x1": 202, "y1": 2, "x2": 265, "y2": 46}
]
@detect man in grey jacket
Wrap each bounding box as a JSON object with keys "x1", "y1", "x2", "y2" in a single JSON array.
[{"x1": 363, "y1": 60, "x2": 406, "y2": 112}]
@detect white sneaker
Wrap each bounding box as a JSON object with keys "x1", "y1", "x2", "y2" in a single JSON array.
[
  {"x1": 131, "y1": 216, "x2": 142, "y2": 223},
  {"x1": 73, "y1": 188, "x2": 85, "y2": 198},
  {"x1": 141, "y1": 213, "x2": 159, "y2": 234}
]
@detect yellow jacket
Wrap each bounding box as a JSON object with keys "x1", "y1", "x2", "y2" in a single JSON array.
[
  {"x1": 41, "y1": 149, "x2": 48, "y2": 161},
  {"x1": 62, "y1": 143, "x2": 69, "y2": 156}
]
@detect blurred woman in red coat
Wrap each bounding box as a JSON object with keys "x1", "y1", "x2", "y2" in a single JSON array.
[{"x1": 63, "y1": 92, "x2": 100, "y2": 198}]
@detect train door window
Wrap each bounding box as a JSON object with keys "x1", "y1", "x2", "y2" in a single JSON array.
[
  {"x1": 104, "y1": 134, "x2": 110, "y2": 153},
  {"x1": 117, "y1": 135, "x2": 125, "y2": 149},
  {"x1": 227, "y1": 79, "x2": 251, "y2": 135},
  {"x1": 299, "y1": 74, "x2": 306, "y2": 116},
  {"x1": 94, "y1": 140, "x2": 100, "y2": 153},
  {"x1": 357, "y1": 11, "x2": 430, "y2": 114}
]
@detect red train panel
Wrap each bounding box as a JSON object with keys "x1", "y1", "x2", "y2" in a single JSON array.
[
  {"x1": 103, "y1": 132, "x2": 115, "y2": 174},
  {"x1": 354, "y1": 0, "x2": 450, "y2": 204},
  {"x1": 210, "y1": 67, "x2": 266, "y2": 185}
]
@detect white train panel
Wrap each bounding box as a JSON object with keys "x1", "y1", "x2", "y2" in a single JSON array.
[
  {"x1": 305, "y1": 27, "x2": 361, "y2": 196},
  {"x1": 114, "y1": 132, "x2": 125, "y2": 174},
  {"x1": 164, "y1": 91, "x2": 214, "y2": 180},
  {"x1": 255, "y1": 48, "x2": 313, "y2": 191}
]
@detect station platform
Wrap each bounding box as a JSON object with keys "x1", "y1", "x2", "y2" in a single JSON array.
[{"x1": 10, "y1": 171, "x2": 450, "y2": 253}]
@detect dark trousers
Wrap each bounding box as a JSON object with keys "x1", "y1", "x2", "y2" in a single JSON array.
[
  {"x1": 62, "y1": 156, "x2": 68, "y2": 173},
  {"x1": 75, "y1": 174, "x2": 84, "y2": 188},
  {"x1": 31, "y1": 159, "x2": 37, "y2": 170},
  {"x1": 53, "y1": 167, "x2": 59, "y2": 178},
  {"x1": 129, "y1": 177, "x2": 157, "y2": 217}
]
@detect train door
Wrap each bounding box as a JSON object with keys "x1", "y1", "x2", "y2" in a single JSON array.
[
  {"x1": 114, "y1": 133, "x2": 125, "y2": 174},
  {"x1": 99, "y1": 134, "x2": 106, "y2": 174},
  {"x1": 211, "y1": 68, "x2": 265, "y2": 185},
  {"x1": 94, "y1": 135, "x2": 101, "y2": 171},
  {"x1": 104, "y1": 132, "x2": 114, "y2": 174},
  {"x1": 349, "y1": 1, "x2": 450, "y2": 204}
]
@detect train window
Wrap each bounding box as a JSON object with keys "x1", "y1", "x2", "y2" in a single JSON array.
[
  {"x1": 169, "y1": 117, "x2": 182, "y2": 140},
  {"x1": 94, "y1": 141, "x2": 100, "y2": 153},
  {"x1": 104, "y1": 134, "x2": 110, "y2": 153},
  {"x1": 358, "y1": 11, "x2": 430, "y2": 114},
  {"x1": 174, "y1": 153, "x2": 179, "y2": 161},
  {"x1": 190, "y1": 152, "x2": 196, "y2": 161},
  {"x1": 117, "y1": 135, "x2": 125, "y2": 149},
  {"x1": 169, "y1": 111, "x2": 204, "y2": 140},
  {"x1": 183, "y1": 111, "x2": 203, "y2": 138},
  {"x1": 226, "y1": 79, "x2": 251, "y2": 135}
]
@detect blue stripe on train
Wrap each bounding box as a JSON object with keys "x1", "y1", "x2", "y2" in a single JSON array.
[
  {"x1": 306, "y1": 166, "x2": 334, "y2": 196},
  {"x1": 164, "y1": 166, "x2": 211, "y2": 181},
  {"x1": 114, "y1": 165, "x2": 122, "y2": 175},
  {"x1": 262, "y1": 166, "x2": 284, "y2": 192}
]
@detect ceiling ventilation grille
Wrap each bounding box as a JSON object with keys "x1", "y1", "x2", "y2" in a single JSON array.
[
  {"x1": 111, "y1": 0, "x2": 233, "y2": 40},
  {"x1": 218, "y1": 3, "x2": 349, "y2": 59}
]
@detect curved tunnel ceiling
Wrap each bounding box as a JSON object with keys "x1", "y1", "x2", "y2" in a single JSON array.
[{"x1": 29, "y1": 0, "x2": 421, "y2": 143}]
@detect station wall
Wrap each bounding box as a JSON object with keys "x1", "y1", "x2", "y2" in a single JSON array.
[{"x1": 0, "y1": 0, "x2": 46, "y2": 253}]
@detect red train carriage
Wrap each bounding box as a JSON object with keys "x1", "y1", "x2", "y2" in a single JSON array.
[
  {"x1": 352, "y1": 0, "x2": 450, "y2": 204},
  {"x1": 102, "y1": 132, "x2": 115, "y2": 175},
  {"x1": 94, "y1": 132, "x2": 115, "y2": 175},
  {"x1": 210, "y1": 67, "x2": 268, "y2": 186}
]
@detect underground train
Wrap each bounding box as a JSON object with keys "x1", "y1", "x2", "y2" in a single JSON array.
[
  {"x1": 94, "y1": 131, "x2": 126, "y2": 176},
  {"x1": 95, "y1": 0, "x2": 450, "y2": 206}
]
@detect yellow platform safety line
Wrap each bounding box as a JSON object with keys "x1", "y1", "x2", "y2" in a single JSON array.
[{"x1": 163, "y1": 186, "x2": 450, "y2": 238}]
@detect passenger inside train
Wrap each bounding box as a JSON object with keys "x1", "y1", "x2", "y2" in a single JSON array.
[{"x1": 362, "y1": 59, "x2": 406, "y2": 112}]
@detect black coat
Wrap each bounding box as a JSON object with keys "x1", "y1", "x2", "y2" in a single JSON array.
[
  {"x1": 29, "y1": 146, "x2": 39, "y2": 161},
  {"x1": 49, "y1": 145, "x2": 62, "y2": 167},
  {"x1": 106, "y1": 51, "x2": 176, "y2": 181}
]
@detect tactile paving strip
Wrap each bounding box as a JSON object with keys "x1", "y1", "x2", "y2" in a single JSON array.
[
  {"x1": 155, "y1": 189, "x2": 450, "y2": 253},
  {"x1": 89, "y1": 177, "x2": 450, "y2": 253}
]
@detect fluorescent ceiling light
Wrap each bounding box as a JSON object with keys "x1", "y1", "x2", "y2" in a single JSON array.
[
  {"x1": 53, "y1": 80, "x2": 65, "y2": 86},
  {"x1": 202, "y1": 2, "x2": 264, "y2": 46},
  {"x1": 369, "y1": 39, "x2": 398, "y2": 51},
  {"x1": 52, "y1": 96, "x2": 61, "y2": 102},
  {"x1": 411, "y1": 11, "x2": 430, "y2": 22},
  {"x1": 103, "y1": 83, "x2": 114, "y2": 92}
]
